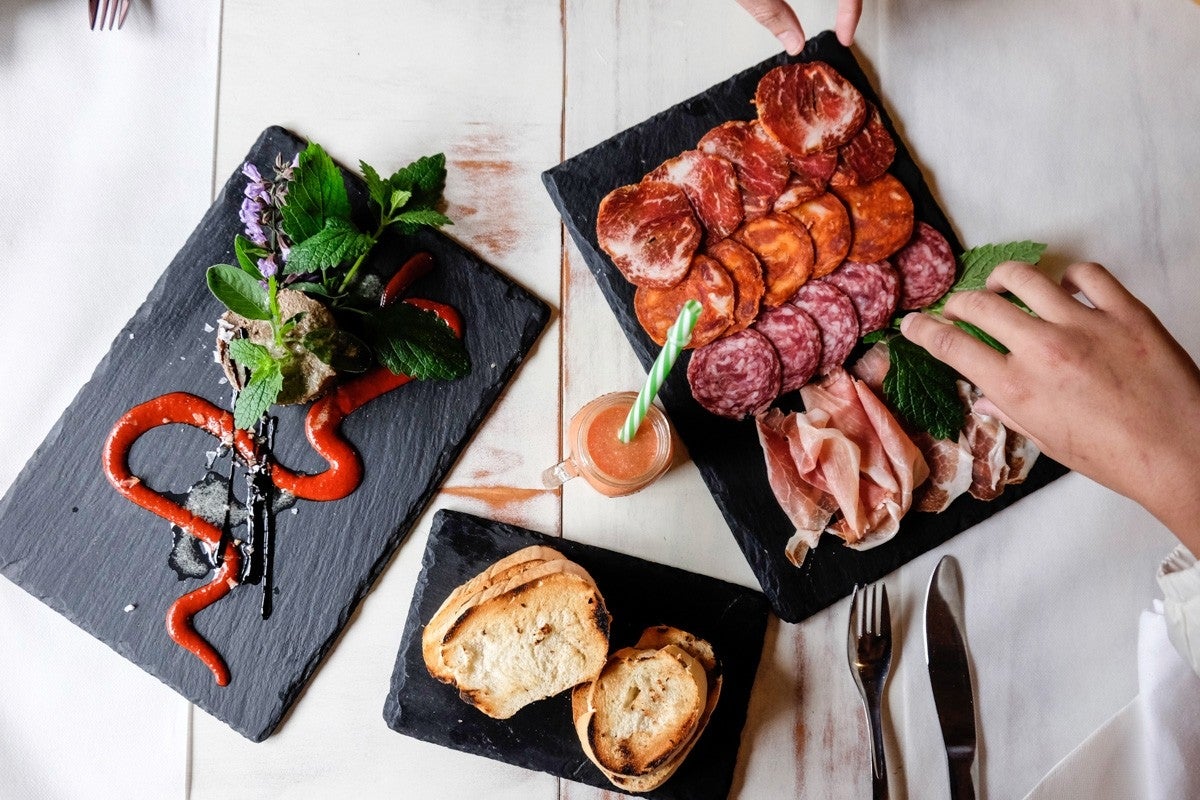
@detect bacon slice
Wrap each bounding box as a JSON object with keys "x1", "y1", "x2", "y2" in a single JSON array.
[
  {"x1": 596, "y1": 181, "x2": 701, "y2": 289},
  {"x1": 698, "y1": 121, "x2": 791, "y2": 219},
  {"x1": 646, "y1": 150, "x2": 744, "y2": 244},
  {"x1": 756, "y1": 62, "x2": 868, "y2": 157}
]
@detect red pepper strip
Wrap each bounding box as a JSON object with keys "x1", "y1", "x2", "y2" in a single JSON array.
[
  {"x1": 102, "y1": 392, "x2": 253, "y2": 686},
  {"x1": 379, "y1": 252, "x2": 435, "y2": 308}
]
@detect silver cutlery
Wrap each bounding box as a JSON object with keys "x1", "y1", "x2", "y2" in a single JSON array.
[
  {"x1": 88, "y1": 0, "x2": 130, "y2": 31},
  {"x1": 848, "y1": 582, "x2": 893, "y2": 799},
  {"x1": 925, "y1": 556, "x2": 978, "y2": 800}
]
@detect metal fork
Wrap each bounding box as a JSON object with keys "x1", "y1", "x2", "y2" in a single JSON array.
[
  {"x1": 848, "y1": 583, "x2": 893, "y2": 800},
  {"x1": 88, "y1": 0, "x2": 130, "y2": 30}
]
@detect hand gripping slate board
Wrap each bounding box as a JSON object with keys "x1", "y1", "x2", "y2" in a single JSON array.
[
  {"x1": 542, "y1": 32, "x2": 1068, "y2": 622},
  {"x1": 384, "y1": 509, "x2": 770, "y2": 800},
  {"x1": 0, "y1": 126, "x2": 549, "y2": 741}
]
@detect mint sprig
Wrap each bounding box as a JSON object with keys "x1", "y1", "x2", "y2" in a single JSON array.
[
  {"x1": 881, "y1": 335, "x2": 964, "y2": 441},
  {"x1": 927, "y1": 241, "x2": 1047, "y2": 313}
]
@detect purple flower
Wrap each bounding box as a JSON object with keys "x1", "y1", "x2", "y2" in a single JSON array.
[
  {"x1": 239, "y1": 196, "x2": 263, "y2": 225},
  {"x1": 257, "y1": 255, "x2": 278, "y2": 278},
  {"x1": 241, "y1": 163, "x2": 262, "y2": 182},
  {"x1": 245, "y1": 222, "x2": 268, "y2": 247}
]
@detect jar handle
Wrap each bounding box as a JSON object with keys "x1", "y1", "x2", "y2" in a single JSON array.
[{"x1": 541, "y1": 457, "x2": 579, "y2": 489}]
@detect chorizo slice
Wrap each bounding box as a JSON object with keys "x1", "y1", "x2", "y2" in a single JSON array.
[
  {"x1": 733, "y1": 213, "x2": 815, "y2": 309},
  {"x1": 784, "y1": 192, "x2": 852, "y2": 279},
  {"x1": 707, "y1": 238, "x2": 765, "y2": 334},
  {"x1": 596, "y1": 180, "x2": 702, "y2": 289},
  {"x1": 756, "y1": 61, "x2": 867, "y2": 157},
  {"x1": 634, "y1": 254, "x2": 735, "y2": 349},
  {"x1": 831, "y1": 174, "x2": 914, "y2": 263},
  {"x1": 646, "y1": 150, "x2": 744, "y2": 244},
  {"x1": 687, "y1": 329, "x2": 781, "y2": 420}
]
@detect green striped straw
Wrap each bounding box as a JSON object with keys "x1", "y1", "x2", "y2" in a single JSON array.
[{"x1": 619, "y1": 299, "x2": 702, "y2": 443}]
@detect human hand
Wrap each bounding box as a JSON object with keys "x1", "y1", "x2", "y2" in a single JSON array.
[
  {"x1": 735, "y1": 0, "x2": 863, "y2": 53},
  {"x1": 900, "y1": 261, "x2": 1200, "y2": 555}
]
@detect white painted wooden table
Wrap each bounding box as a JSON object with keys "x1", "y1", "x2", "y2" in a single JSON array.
[{"x1": 3, "y1": 1, "x2": 1199, "y2": 798}]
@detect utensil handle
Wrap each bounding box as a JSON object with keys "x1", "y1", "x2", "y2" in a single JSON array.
[
  {"x1": 947, "y1": 754, "x2": 976, "y2": 800},
  {"x1": 867, "y1": 701, "x2": 888, "y2": 800}
]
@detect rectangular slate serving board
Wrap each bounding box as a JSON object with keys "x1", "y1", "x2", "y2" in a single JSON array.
[
  {"x1": 542, "y1": 32, "x2": 1069, "y2": 622},
  {"x1": 0, "y1": 126, "x2": 550, "y2": 741},
  {"x1": 384, "y1": 509, "x2": 770, "y2": 800}
]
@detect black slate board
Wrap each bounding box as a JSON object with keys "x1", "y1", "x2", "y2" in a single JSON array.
[
  {"x1": 384, "y1": 510, "x2": 770, "y2": 800},
  {"x1": 0, "y1": 126, "x2": 550, "y2": 741},
  {"x1": 542, "y1": 33, "x2": 1069, "y2": 622}
]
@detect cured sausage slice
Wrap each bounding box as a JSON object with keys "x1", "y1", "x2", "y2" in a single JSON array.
[
  {"x1": 698, "y1": 121, "x2": 791, "y2": 219},
  {"x1": 790, "y1": 280, "x2": 860, "y2": 374},
  {"x1": 687, "y1": 329, "x2": 781, "y2": 420},
  {"x1": 596, "y1": 180, "x2": 702, "y2": 289},
  {"x1": 646, "y1": 150, "x2": 744, "y2": 244},
  {"x1": 774, "y1": 149, "x2": 838, "y2": 212},
  {"x1": 785, "y1": 193, "x2": 851, "y2": 279},
  {"x1": 734, "y1": 213, "x2": 815, "y2": 308},
  {"x1": 830, "y1": 105, "x2": 895, "y2": 187},
  {"x1": 634, "y1": 254, "x2": 735, "y2": 349},
  {"x1": 707, "y1": 238, "x2": 764, "y2": 334},
  {"x1": 894, "y1": 221, "x2": 957, "y2": 310},
  {"x1": 756, "y1": 61, "x2": 867, "y2": 157},
  {"x1": 821, "y1": 260, "x2": 901, "y2": 334},
  {"x1": 753, "y1": 304, "x2": 822, "y2": 393},
  {"x1": 831, "y1": 174, "x2": 914, "y2": 263}
]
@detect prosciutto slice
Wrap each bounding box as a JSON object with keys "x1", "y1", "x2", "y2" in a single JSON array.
[{"x1": 757, "y1": 369, "x2": 928, "y2": 566}]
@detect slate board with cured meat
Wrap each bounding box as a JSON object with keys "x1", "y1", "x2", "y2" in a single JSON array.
[
  {"x1": 0, "y1": 126, "x2": 550, "y2": 741},
  {"x1": 384, "y1": 509, "x2": 770, "y2": 800},
  {"x1": 542, "y1": 33, "x2": 1068, "y2": 622}
]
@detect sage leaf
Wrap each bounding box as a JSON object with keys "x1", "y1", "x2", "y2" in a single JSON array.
[{"x1": 207, "y1": 264, "x2": 271, "y2": 320}]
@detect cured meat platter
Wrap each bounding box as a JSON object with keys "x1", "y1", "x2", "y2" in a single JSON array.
[
  {"x1": 543, "y1": 33, "x2": 1069, "y2": 622},
  {"x1": 0, "y1": 126, "x2": 550, "y2": 741},
  {"x1": 384, "y1": 509, "x2": 770, "y2": 800}
]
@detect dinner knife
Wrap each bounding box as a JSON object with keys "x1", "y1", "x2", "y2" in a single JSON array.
[{"x1": 924, "y1": 555, "x2": 978, "y2": 800}]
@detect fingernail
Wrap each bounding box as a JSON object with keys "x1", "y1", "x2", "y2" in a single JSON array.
[
  {"x1": 779, "y1": 31, "x2": 804, "y2": 56},
  {"x1": 899, "y1": 313, "x2": 914, "y2": 334}
]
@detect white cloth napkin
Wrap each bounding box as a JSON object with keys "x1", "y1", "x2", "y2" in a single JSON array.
[
  {"x1": 1022, "y1": 603, "x2": 1200, "y2": 800},
  {"x1": 0, "y1": 2, "x2": 220, "y2": 798}
]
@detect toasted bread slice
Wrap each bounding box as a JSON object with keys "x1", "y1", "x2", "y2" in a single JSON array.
[{"x1": 437, "y1": 569, "x2": 611, "y2": 719}]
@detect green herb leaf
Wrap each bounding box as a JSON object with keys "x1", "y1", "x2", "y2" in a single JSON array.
[
  {"x1": 927, "y1": 241, "x2": 1047, "y2": 312},
  {"x1": 954, "y1": 320, "x2": 1009, "y2": 354},
  {"x1": 359, "y1": 160, "x2": 388, "y2": 211},
  {"x1": 882, "y1": 337, "x2": 965, "y2": 440},
  {"x1": 207, "y1": 265, "x2": 271, "y2": 320},
  {"x1": 287, "y1": 281, "x2": 335, "y2": 298},
  {"x1": 280, "y1": 142, "x2": 351, "y2": 245},
  {"x1": 283, "y1": 218, "x2": 375, "y2": 275},
  {"x1": 386, "y1": 153, "x2": 446, "y2": 210},
  {"x1": 227, "y1": 339, "x2": 274, "y2": 371},
  {"x1": 389, "y1": 189, "x2": 413, "y2": 213},
  {"x1": 302, "y1": 327, "x2": 372, "y2": 373},
  {"x1": 365, "y1": 302, "x2": 469, "y2": 380},
  {"x1": 234, "y1": 235, "x2": 269, "y2": 279},
  {"x1": 388, "y1": 208, "x2": 453, "y2": 237},
  {"x1": 233, "y1": 361, "x2": 284, "y2": 430}
]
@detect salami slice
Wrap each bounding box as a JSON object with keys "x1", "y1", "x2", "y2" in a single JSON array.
[
  {"x1": 785, "y1": 192, "x2": 851, "y2": 279},
  {"x1": 790, "y1": 281, "x2": 860, "y2": 373},
  {"x1": 687, "y1": 329, "x2": 782, "y2": 420},
  {"x1": 733, "y1": 213, "x2": 814, "y2": 308},
  {"x1": 698, "y1": 121, "x2": 791, "y2": 219},
  {"x1": 633, "y1": 254, "x2": 735, "y2": 349},
  {"x1": 831, "y1": 174, "x2": 914, "y2": 263},
  {"x1": 646, "y1": 150, "x2": 744, "y2": 244},
  {"x1": 821, "y1": 260, "x2": 901, "y2": 334},
  {"x1": 774, "y1": 149, "x2": 838, "y2": 212},
  {"x1": 753, "y1": 304, "x2": 822, "y2": 393},
  {"x1": 894, "y1": 221, "x2": 958, "y2": 310},
  {"x1": 829, "y1": 105, "x2": 895, "y2": 187},
  {"x1": 707, "y1": 238, "x2": 764, "y2": 334},
  {"x1": 756, "y1": 61, "x2": 867, "y2": 157},
  {"x1": 596, "y1": 180, "x2": 702, "y2": 289}
]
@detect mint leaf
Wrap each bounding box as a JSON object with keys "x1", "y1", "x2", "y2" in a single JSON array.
[
  {"x1": 280, "y1": 142, "x2": 351, "y2": 245},
  {"x1": 359, "y1": 160, "x2": 388, "y2": 211},
  {"x1": 388, "y1": 208, "x2": 453, "y2": 237},
  {"x1": 234, "y1": 234, "x2": 268, "y2": 279},
  {"x1": 386, "y1": 153, "x2": 446, "y2": 209},
  {"x1": 234, "y1": 362, "x2": 283, "y2": 430},
  {"x1": 227, "y1": 339, "x2": 274, "y2": 371},
  {"x1": 365, "y1": 302, "x2": 469, "y2": 380},
  {"x1": 207, "y1": 264, "x2": 271, "y2": 320},
  {"x1": 954, "y1": 320, "x2": 1009, "y2": 354},
  {"x1": 883, "y1": 337, "x2": 964, "y2": 440},
  {"x1": 389, "y1": 189, "x2": 413, "y2": 213},
  {"x1": 302, "y1": 327, "x2": 372, "y2": 373},
  {"x1": 928, "y1": 241, "x2": 1047, "y2": 312},
  {"x1": 283, "y1": 217, "x2": 374, "y2": 275}
]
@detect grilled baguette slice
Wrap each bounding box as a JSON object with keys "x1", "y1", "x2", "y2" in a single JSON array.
[{"x1": 436, "y1": 568, "x2": 610, "y2": 719}]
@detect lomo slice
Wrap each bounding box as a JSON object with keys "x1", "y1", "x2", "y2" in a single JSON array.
[
  {"x1": 756, "y1": 61, "x2": 867, "y2": 157},
  {"x1": 821, "y1": 260, "x2": 901, "y2": 334},
  {"x1": 785, "y1": 192, "x2": 851, "y2": 279},
  {"x1": 790, "y1": 280, "x2": 860, "y2": 373},
  {"x1": 646, "y1": 150, "x2": 744, "y2": 244},
  {"x1": 698, "y1": 120, "x2": 791, "y2": 220},
  {"x1": 707, "y1": 238, "x2": 765, "y2": 334},
  {"x1": 687, "y1": 329, "x2": 781, "y2": 420},
  {"x1": 752, "y1": 304, "x2": 822, "y2": 393},
  {"x1": 597, "y1": 180, "x2": 702, "y2": 288},
  {"x1": 893, "y1": 221, "x2": 958, "y2": 310},
  {"x1": 831, "y1": 173, "x2": 914, "y2": 263},
  {"x1": 633, "y1": 254, "x2": 735, "y2": 349},
  {"x1": 733, "y1": 213, "x2": 815, "y2": 308},
  {"x1": 830, "y1": 104, "x2": 896, "y2": 187}
]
